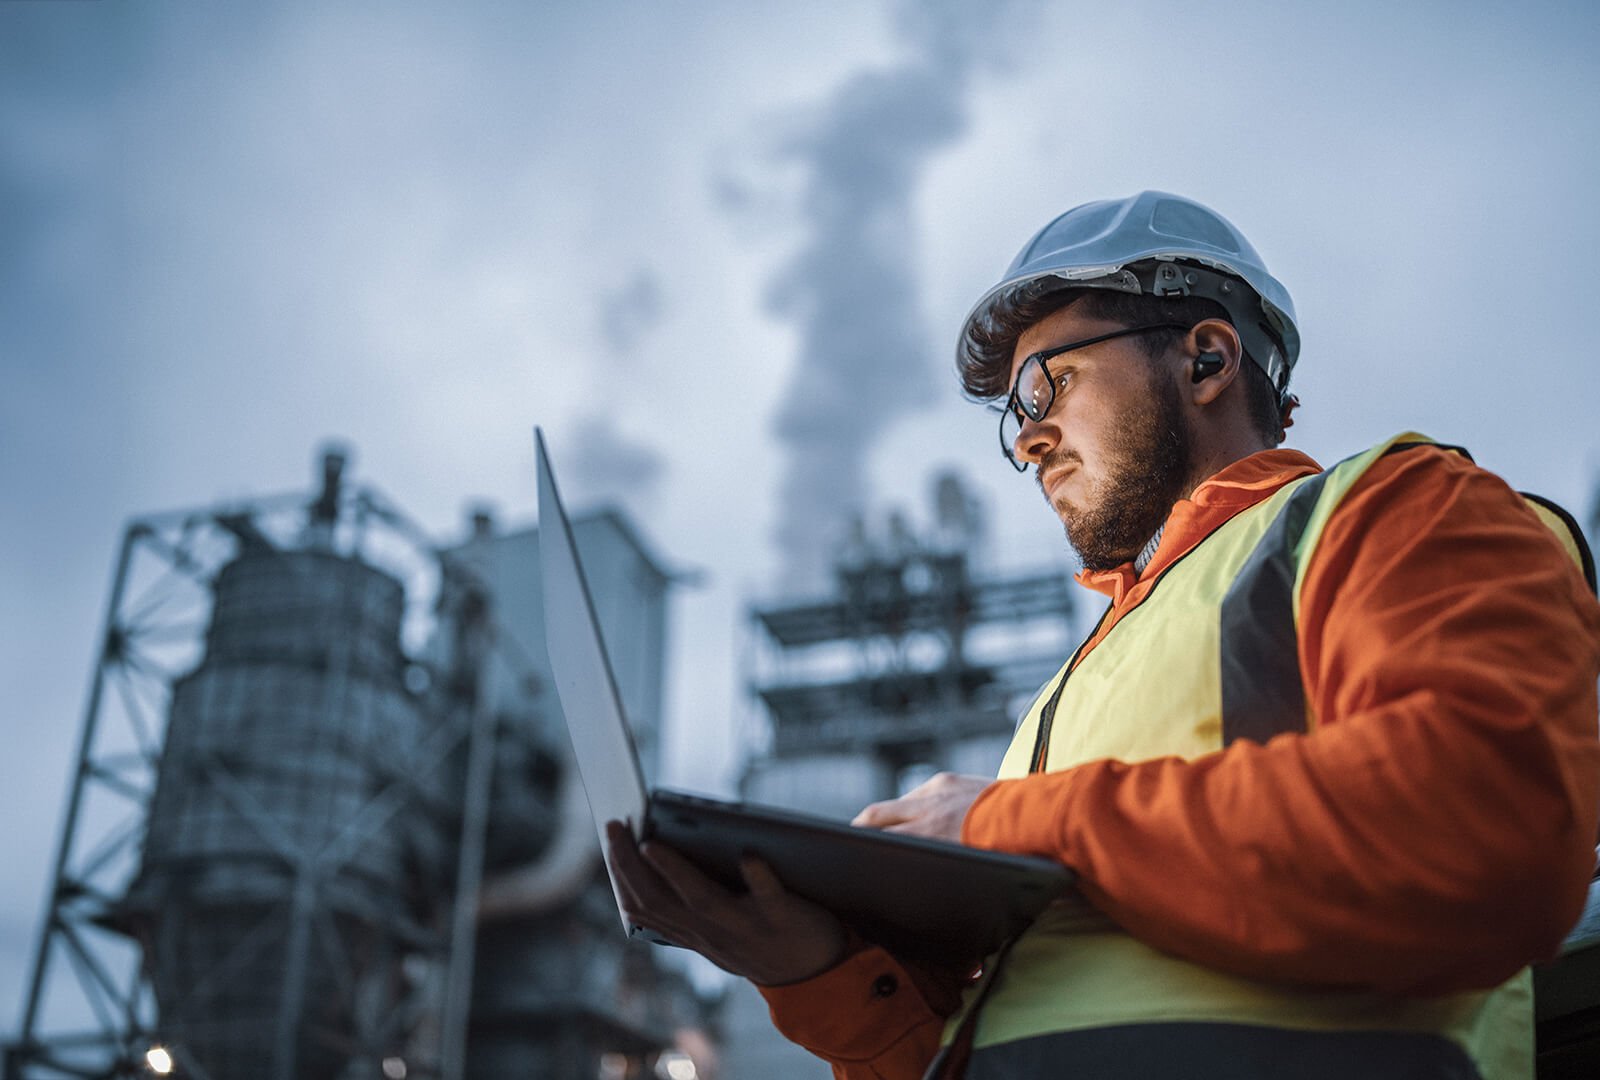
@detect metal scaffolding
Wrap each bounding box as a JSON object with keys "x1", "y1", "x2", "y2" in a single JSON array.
[
  {"x1": 6, "y1": 455, "x2": 498, "y2": 1080},
  {"x1": 740, "y1": 472, "x2": 1080, "y2": 816}
]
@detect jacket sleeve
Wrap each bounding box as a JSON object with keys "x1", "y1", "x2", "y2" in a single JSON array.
[
  {"x1": 756, "y1": 942, "x2": 968, "y2": 1079},
  {"x1": 961, "y1": 445, "x2": 1600, "y2": 995}
]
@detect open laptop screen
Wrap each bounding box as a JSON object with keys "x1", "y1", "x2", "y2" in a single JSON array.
[{"x1": 535, "y1": 429, "x2": 651, "y2": 869}]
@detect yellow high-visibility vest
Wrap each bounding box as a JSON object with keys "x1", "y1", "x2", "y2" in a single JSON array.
[{"x1": 960, "y1": 434, "x2": 1592, "y2": 1079}]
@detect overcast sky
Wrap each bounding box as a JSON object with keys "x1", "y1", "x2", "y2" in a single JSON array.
[{"x1": 4, "y1": 0, "x2": 1599, "y2": 1035}]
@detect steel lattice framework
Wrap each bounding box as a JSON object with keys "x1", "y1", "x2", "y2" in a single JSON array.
[{"x1": 4, "y1": 480, "x2": 505, "y2": 1080}]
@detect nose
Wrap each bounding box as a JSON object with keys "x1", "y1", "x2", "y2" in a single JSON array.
[{"x1": 1013, "y1": 413, "x2": 1060, "y2": 468}]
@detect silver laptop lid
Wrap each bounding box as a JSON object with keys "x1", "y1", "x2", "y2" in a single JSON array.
[{"x1": 535, "y1": 428, "x2": 650, "y2": 928}]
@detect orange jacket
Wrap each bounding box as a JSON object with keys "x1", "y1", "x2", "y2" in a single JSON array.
[{"x1": 760, "y1": 445, "x2": 1600, "y2": 1079}]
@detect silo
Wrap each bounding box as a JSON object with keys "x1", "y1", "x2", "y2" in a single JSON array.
[
  {"x1": 13, "y1": 450, "x2": 702, "y2": 1079},
  {"x1": 124, "y1": 539, "x2": 444, "y2": 1080}
]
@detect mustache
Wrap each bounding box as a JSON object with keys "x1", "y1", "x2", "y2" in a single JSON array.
[{"x1": 1034, "y1": 448, "x2": 1081, "y2": 494}]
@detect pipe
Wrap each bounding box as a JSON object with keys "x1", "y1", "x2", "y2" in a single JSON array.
[{"x1": 475, "y1": 753, "x2": 600, "y2": 920}]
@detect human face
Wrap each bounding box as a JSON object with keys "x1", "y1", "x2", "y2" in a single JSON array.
[{"x1": 1006, "y1": 303, "x2": 1193, "y2": 571}]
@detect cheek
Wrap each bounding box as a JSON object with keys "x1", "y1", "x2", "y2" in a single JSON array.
[{"x1": 1060, "y1": 401, "x2": 1110, "y2": 459}]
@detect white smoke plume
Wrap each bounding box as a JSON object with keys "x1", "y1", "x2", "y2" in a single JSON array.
[
  {"x1": 567, "y1": 267, "x2": 669, "y2": 510},
  {"x1": 598, "y1": 267, "x2": 665, "y2": 358},
  {"x1": 747, "y1": 0, "x2": 1033, "y2": 590}
]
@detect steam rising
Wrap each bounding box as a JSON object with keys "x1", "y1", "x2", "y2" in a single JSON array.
[
  {"x1": 567, "y1": 267, "x2": 668, "y2": 510},
  {"x1": 754, "y1": 0, "x2": 1029, "y2": 589}
]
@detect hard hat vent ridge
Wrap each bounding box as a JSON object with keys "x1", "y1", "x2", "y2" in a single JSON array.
[{"x1": 1150, "y1": 198, "x2": 1242, "y2": 255}]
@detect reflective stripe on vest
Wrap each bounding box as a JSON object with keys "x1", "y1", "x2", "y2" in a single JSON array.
[
  {"x1": 1219, "y1": 437, "x2": 1472, "y2": 743},
  {"x1": 971, "y1": 434, "x2": 1537, "y2": 1079}
]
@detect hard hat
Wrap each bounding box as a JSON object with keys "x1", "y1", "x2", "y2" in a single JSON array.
[{"x1": 957, "y1": 191, "x2": 1298, "y2": 398}]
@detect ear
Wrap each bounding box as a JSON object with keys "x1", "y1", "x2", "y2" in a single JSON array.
[{"x1": 1185, "y1": 319, "x2": 1244, "y2": 408}]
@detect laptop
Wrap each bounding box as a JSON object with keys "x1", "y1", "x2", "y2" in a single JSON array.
[{"x1": 535, "y1": 427, "x2": 1072, "y2": 968}]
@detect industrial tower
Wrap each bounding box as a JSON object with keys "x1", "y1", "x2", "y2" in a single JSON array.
[
  {"x1": 6, "y1": 450, "x2": 707, "y2": 1080},
  {"x1": 741, "y1": 472, "x2": 1078, "y2": 819}
]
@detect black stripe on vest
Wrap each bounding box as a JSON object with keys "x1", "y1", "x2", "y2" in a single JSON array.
[
  {"x1": 1219, "y1": 442, "x2": 1475, "y2": 747},
  {"x1": 1218, "y1": 468, "x2": 1332, "y2": 747}
]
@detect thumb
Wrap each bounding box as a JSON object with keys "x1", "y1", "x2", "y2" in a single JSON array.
[{"x1": 740, "y1": 855, "x2": 787, "y2": 898}]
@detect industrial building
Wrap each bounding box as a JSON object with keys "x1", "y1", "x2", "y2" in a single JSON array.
[
  {"x1": 741, "y1": 472, "x2": 1076, "y2": 818},
  {"x1": 6, "y1": 449, "x2": 707, "y2": 1080}
]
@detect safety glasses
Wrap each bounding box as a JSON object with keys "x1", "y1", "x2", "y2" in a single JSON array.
[{"x1": 997, "y1": 323, "x2": 1187, "y2": 471}]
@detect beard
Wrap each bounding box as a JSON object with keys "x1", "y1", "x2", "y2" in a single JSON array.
[{"x1": 1038, "y1": 371, "x2": 1193, "y2": 572}]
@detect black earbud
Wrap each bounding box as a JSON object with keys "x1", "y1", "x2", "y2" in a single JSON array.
[{"x1": 1192, "y1": 352, "x2": 1225, "y2": 382}]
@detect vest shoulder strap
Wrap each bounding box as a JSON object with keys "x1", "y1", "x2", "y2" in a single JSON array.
[
  {"x1": 1519, "y1": 492, "x2": 1597, "y2": 595},
  {"x1": 1221, "y1": 437, "x2": 1594, "y2": 747},
  {"x1": 1220, "y1": 436, "x2": 1445, "y2": 746}
]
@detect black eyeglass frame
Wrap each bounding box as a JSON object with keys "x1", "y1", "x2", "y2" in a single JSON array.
[{"x1": 996, "y1": 322, "x2": 1191, "y2": 472}]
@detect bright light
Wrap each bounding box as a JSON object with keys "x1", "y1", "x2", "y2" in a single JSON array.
[
  {"x1": 144, "y1": 1046, "x2": 174, "y2": 1075},
  {"x1": 656, "y1": 1051, "x2": 697, "y2": 1080},
  {"x1": 382, "y1": 1057, "x2": 408, "y2": 1079}
]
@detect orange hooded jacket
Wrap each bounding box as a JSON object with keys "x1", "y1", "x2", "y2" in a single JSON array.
[{"x1": 758, "y1": 444, "x2": 1600, "y2": 1079}]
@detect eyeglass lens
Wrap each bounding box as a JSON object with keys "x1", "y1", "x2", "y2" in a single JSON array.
[
  {"x1": 999, "y1": 406, "x2": 1024, "y2": 471},
  {"x1": 999, "y1": 355, "x2": 1054, "y2": 471}
]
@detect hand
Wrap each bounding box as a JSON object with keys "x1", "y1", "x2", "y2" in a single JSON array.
[
  {"x1": 604, "y1": 821, "x2": 849, "y2": 986},
  {"x1": 852, "y1": 772, "x2": 992, "y2": 843}
]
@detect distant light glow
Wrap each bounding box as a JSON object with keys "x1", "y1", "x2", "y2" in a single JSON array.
[
  {"x1": 382, "y1": 1057, "x2": 408, "y2": 1079},
  {"x1": 656, "y1": 1051, "x2": 697, "y2": 1080},
  {"x1": 145, "y1": 1046, "x2": 174, "y2": 1075},
  {"x1": 598, "y1": 1052, "x2": 629, "y2": 1080}
]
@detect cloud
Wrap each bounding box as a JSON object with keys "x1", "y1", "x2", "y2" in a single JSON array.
[
  {"x1": 563, "y1": 412, "x2": 667, "y2": 512},
  {"x1": 597, "y1": 267, "x2": 665, "y2": 359}
]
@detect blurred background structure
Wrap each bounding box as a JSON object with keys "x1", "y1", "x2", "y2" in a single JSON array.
[
  {"x1": 3, "y1": 443, "x2": 1081, "y2": 1080},
  {"x1": 742, "y1": 471, "x2": 1073, "y2": 818},
  {"x1": 5, "y1": 449, "x2": 707, "y2": 1080}
]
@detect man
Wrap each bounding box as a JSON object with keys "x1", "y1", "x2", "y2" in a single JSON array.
[{"x1": 608, "y1": 191, "x2": 1600, "y2": 1078}]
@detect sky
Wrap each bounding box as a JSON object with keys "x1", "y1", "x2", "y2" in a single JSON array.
[{"x1": 4, "y1": 0, "x2": 1600, "y2": 1039}]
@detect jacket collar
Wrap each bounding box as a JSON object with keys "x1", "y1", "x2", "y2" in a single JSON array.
[{"x1": 1076, "y1": 448, "x2": 1323, "y2": 606}]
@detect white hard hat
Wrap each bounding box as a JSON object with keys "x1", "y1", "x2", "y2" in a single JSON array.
[{"x1": 958, "y1": 191, "x2": 1298, "y2": 397}]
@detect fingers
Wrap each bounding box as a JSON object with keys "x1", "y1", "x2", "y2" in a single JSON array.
[
  {"x1": 605, "y1": 820, "x2": 664, "y2": 922},
  {"x1": 605, "y1": 820, "x2": 739, "y2": 926},
  {"x1": 852, "y1": 774, "x2": 991, "y2": 842},
  {"x1": 602, "y1": 823, "x2": 847, "y2": 984},
  {"x1": 852, "y1": 771, "x2": 960, "y2": 827},
  {"x1": 852, "y1": 796, "x2": 911, "y2": 829},
  {"x1": 739, "y1": 855, "x2": 786, "y2": 898},
  {"x1": 639, "y1": 837, "x2": 729, "y2": 910}
]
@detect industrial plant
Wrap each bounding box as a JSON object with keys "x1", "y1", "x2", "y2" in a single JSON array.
[{"x1": 5, "y1": 449, "x2": 705, "y2": 1080}]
